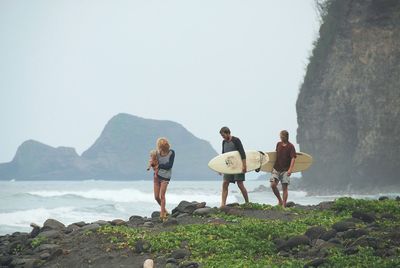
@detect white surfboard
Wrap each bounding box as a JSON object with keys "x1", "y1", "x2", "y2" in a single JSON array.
[
  {"x1": 208, "y1": 150, "x2": 269, "y2": 174},
  {"x1": 259, "y1": 152, "x2": 313, "y2": 173}
]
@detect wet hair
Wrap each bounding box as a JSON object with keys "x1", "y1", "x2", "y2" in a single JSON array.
[
  {"x1": 156, "y1": 137, "x2": 170, "y2": 154},
  {"x1": 280, "y1": 130, "x2": 289, "y2": 141},
  {"x1": 219, "y1": 126, "x2": 231, "y2": 135}
]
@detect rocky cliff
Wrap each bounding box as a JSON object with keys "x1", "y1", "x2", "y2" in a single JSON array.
[
  {"x1": 297, "y1": 0, "x2": 400, "y2": 192},
  {"x1": 0, "y1": 114, "x2": 218, "y2": 180}
]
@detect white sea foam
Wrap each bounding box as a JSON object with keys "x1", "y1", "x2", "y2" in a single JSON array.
[{"x1": 28, "y1": 188, "x2": 236, "y2": 204}]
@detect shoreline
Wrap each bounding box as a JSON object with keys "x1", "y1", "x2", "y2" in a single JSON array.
[{"x1": 1, "y1": 197, "x2": 399, "y2": 267}]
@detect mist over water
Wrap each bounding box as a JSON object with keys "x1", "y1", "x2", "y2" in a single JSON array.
[{"x1": 1, "y1": 180, "x2": 398, "y2": 235}]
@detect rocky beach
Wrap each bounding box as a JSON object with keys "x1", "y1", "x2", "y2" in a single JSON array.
[{"x1": 1, "y1": 197, "x2": 399, "y2": 267}]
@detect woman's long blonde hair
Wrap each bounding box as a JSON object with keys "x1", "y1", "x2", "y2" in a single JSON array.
[{"x1": 157, "y1": 137, "x2": 170, "y2": 155}]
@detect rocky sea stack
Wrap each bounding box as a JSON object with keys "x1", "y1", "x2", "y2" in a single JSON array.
[{"x1": 297, "y1": 0, "x2": 400, "y2": 193}]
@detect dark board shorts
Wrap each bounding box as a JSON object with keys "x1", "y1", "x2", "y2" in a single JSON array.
[
  {"x1": 223, "y1": 173, "x2": 245, "y2": 184},
  {"x1": 157, "y1": 175, "x2": 171, "y2": 183}
]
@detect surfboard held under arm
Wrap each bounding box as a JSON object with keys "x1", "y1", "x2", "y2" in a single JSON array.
[
  {"x1": 208, "y1": 150, "x2": 269, "y2": 174},
  {"x1": 259, "y1": 152, "x2": 313, "y2": 173}
]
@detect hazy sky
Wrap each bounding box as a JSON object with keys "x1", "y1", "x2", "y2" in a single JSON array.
[{"x1": 0, "y1": 0, "x2": 320, "y2": 163}]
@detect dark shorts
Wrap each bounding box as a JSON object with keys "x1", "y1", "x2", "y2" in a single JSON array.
[
  {"x1": 223, "y1": 173, "x2": 245, "y2": 184},
  {"x1": 157, "y1": 175, "x2": 170, "y2": 183}
]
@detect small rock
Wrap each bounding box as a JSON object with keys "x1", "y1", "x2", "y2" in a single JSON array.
[
  {"x1": 279, "y1": 235, "x2": 310, "y2": 250},
  {"x1": 42, "y1": 219, "x2": 65, "y2": 232},
  {"x1": 143, "y1": 258, "x2": 154, "y2": 268},
  {"x1": 286, "y1": 201, "x2": 296, "y2": 208},
  {"x1": 38, "y1": 230, "x2": 63, "y2": 239},
  {"x1": 342, "y1": 229, "x2": 368, "y2": 239},
  {"x1": 65, "y1": 224, "x2": 80, "y2": 234},
  {"x1": 172, "y1": 201, "x2": 201, "y2": 215},
  {"x1": 305, "y1": 226, "x2": 327, "y2": 241},
  {"x1": 344, "y1": 246, "x2": 359, "y2": 255},
  {"x1": 378, "y1": 196, "x2": 389, "y2": 201},
  {"x1": 193, "y1": 207, "x2": 216, "y2": 217},
  {"x1": 179, "y1": 261, "x2": 199, "y2": 268},
  {"x1": 304, "y1": 258, "x2": 326, "y2": 267},
  {"x1": 332, "y1": 221, "x2": 355, "y2": 232},
  {"x1": 111, "y1": 219, "x2": 126, "y2": 226},
  {"x1": 171, "y1": 248, "x2": 191, "y2": 259},
  {"x1": 166, "y1": 258, "x2": 179, "y2": 264},
  {"x1": 251, "y1": 185, "x2": 268, "y2": 193},
  {"x1": 177, "y1": 213, "x2": 190, "y2": 218},
  {"x1": 72, "y1": 221, "x2": 86, "y2": 227},
  {"x1": 151, "y1": 211, "x2": 161, "y2": 218},
  {"x1": 321, "y1": 229, "x2": 337, "y2": 241},
  {"x1": 92, "y1": 220, "x2": 110, "y2": 226},
  {"x1": 135, "y1": 240, "x2": 151, "y2": 253},
  {"x1": 81, "y1": 223, "x2": 100, "y2": 231},
  {"x1": 327, "y1": 238, "x2": 342, "y2": 245},
  {"x1": 40, "y1": 252, "x2": 51, "y2": 260},
  {"x1": 37, "y1": 244, "x2": 60, "y2": 252},
  {"x1": 163, "y1": 218, "x2": 179, "y2": 227},
  {"x1": 0, "y1": 256, "x2": 13, "y2": 266},
  {"x1": 352, "y1": 211, "x2": 375, "y2": 223},
  {"x1": 143, "y1": 222, "x2": 155, "y2": 228}
]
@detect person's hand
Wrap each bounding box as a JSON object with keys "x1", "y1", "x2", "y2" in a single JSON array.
[
  {"x1": 287, "y1": 170, "x2": 292, "y2": 177},
  {"x1": 242, "y1": 164, "x2": 247, "y2": 174}
]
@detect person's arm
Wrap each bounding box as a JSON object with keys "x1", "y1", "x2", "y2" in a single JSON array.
[
  {"x1": 158, "y1": 150, "x2": 175, "y2": 170},
  {"x1": 287, "y1": 145, "x2": 297, "y2": 176},
  {"x1": 222, "y1": 140, "x2": 225, "y2": 154},
  {"x1": 233, "y1": 137, "x2": 247, "y2": 173}
]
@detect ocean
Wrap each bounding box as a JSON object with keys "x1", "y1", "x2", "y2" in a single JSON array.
[{"x1": 1, "y1": 179, "x2": 398, "y2": 235}]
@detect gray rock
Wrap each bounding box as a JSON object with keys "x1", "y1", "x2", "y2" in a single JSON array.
[
  {"x1": 143, "y1": 222, "x2": 155, "y2": 228},
  {"x1": 304, "y1": 258, "x2": 326, "y2": 267},
  {"x1": 321, "y1": 229, "x2": 337, "y2": 241},
  {"x1": 193, "y1": 207, "x2": 216, "y2": 217},
  {"x1": 40, "y1": 252, "x2": 51, "y2": 260},
  {"x1": 166, "y1": 263, "x2": 179, "y2": 268},
  {"x1": 38, "y1": 230, "x2": 63, "y2": 239},
  {"x1": 177, "y1": 213, "x2": 190, "y2": 218},
  {"x1": 111, "y1": 219, "x2": 126, "y2": 226},
  {"x1": 305, "y1": 226, "x2": 327, "y2": 241},
  {"x1": 352, "y1": 211, "x2": 375, "y2": 223},
  {"x1": 379, "y1": 196, "x2": 389, "y2": 201},
  {"x1": 163, "y1": 218, "x2": 179, "y2": 227},
  {"x1": 179, "y1": 261, "x2": 199, "y2": 268},
  {"x1": 0, "y1": 256, "x2": 13, "y2": 266},
  {"x1": 135, "y1": 240, "x2": 151, "y2": 253},
  {"x1": 332, "y1": 221, "x2": 356, "y2": 232},
  {"x1": 42, "y1": 219, "x2": 65, "y2": 232},
  {"x1": 342, "y1": 229, "x2": 368, "y2": 239},
  {"x1": 327, "y1": 238, "x2": 342, "y2": 245},
  {"x1": 72, "y1": 221, "x2": 86, "y2": 227},
  {"x1": 396, "y1": 196, "x2": 400, "y2": 201},
  {"x1": 286, "y1": 201, "x2": 296, "y2": 208},
  {"x1": 279, "y1": 235, "x2": 310, "y2": 250},
  {"x1": 166, "y1": 258, "x2": 179, "y2": 264},
  {"x1": 37, "y1": 244, "x2": 60, "y2": 252},
  {"x1": 172, "y1": 201, "x2": 198, "y2": 215},
  {"x1": 151, "y1": 211, "x2": 161, "y2": 218},
  {"x1": 92, "y1": 220, "x2": 109, "y2": 226},
  {"x1": 81, "y1": 223, "x2": 100, "y2": 231},
  {"x1": 171, "y1": 248, "x2": 191, "y2": 259},
  {"x1": 65, "y1": 224, "x2": 80, "y2": 234}
]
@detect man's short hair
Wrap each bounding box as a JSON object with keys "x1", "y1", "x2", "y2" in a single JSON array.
[{"x1": 220, "y1": 126, "x2": 231, "y2": 135}]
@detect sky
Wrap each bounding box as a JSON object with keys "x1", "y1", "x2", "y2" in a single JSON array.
[{"x1": 0, "y1": 0, "x2": 320, "y2": 163}]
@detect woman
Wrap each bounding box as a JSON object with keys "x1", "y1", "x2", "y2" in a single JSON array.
[{"x1": 154, "y1": 137, "x2": 175, "y2": 221}]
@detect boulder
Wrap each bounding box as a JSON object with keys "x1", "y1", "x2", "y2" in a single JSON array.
[
  {"x1": 193, "y1": 208, "x2": 216, "y2": 217},
  {"x1": 279, "y1": 235, "x2": 310, "y2": 250},
  {"x1": 42, "y1": 219, "x2": 65, "y2": 232},
  {"x1": 305, "y1": 226, "x2": 327, "y2": 241},
  {"x1": 332, "y1": 221, "x2": 355, "y2": 232},
  {"x1": 171, "y1": 248, "x2": 191, "y2": 259},
  {"x1": 163, "y1": 218, "x2": 179, "y2": 227},
  {"x1": 111, "y1": 219, "x2": 126, "y2": 226},
  {"x1": 81, "y1": 223, "x2": 100, "y2": 231},
  {"x1": 320, "y1": 229, "x2": 337, "y2": 241},
  {"x1": 351, "y1": 211, "x2": 376, "y2": 223}
]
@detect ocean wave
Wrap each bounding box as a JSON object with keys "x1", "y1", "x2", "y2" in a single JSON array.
[{"x1": 28, "y1": 189, "x2": 237, "y2": 204}]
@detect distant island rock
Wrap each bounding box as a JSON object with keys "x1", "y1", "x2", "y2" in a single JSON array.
[{"x1": 0, "y1": 113, "x2": 218, "y2": 180}]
